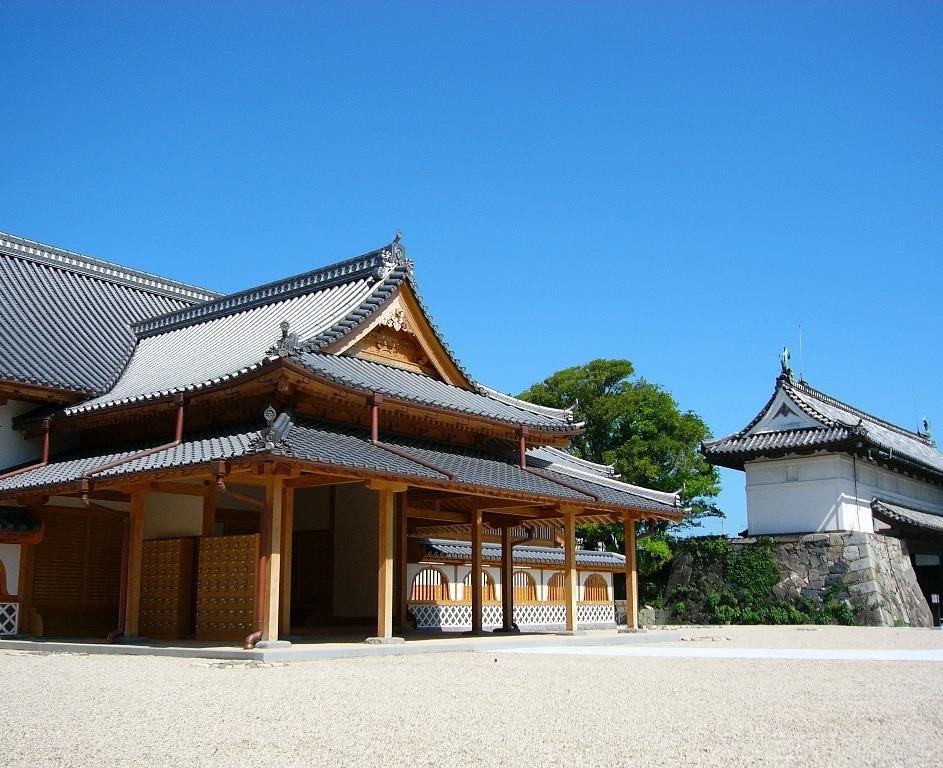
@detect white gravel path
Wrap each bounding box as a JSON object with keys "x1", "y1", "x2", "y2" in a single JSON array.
[{"x1": 1, "y1": 626, "x2": 942, "y2": 768}]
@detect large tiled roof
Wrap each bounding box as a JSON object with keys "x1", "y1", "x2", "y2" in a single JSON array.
[
  {"x1": 0, "y1": 232, "x2": 219, "y2": 395},
  {"x1": 703, "y1": 373, "x2": 943, "y2": 479},
  {"x1": 65, "y1": 244, "x2": 411, "y2": 413},
  {"x1": 57, "y1": 239, "x2": 578, "y2": 432},
  {"x1": 420, "y1": 538, "x2": 626, "y2": 568},
  {"x1": 0, "y1": 416, "x2": 681, "y2": 519},
  {"x1": 872, "y1": 499, "x2": 943, "y2": 536}
]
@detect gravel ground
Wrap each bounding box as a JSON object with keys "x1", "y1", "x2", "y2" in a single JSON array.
[{"x1": 2, "y1": 626, "x2": 942, "y2": 768}]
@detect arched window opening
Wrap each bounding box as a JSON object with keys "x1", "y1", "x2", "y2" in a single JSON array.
[
  {"x1": 410, "y1": 568, "x2": 450, "y2": 603},
  {"x1": 512, "y1": 571, "x2": 538, "y2": 604},
  {"x1": 547, "y1": 572, "x2": 566, "y2": 603},
  {"x1": 583, "y1": 573, "x2": 609, "y2": 603},
  {"x1": 461, "y1": 570, "x2": 498, "y2": 604}
]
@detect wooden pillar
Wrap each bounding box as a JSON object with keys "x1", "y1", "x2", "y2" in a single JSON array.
[
  {"x1": 16, "y1": 543, "x2": 35, "y2": 635},
  {"x1": 262, "y1": 477, "x2": 283, "y2": 642},
  {"x1": 376, "y1": 488, "x2": 396, "y2": 638},
  {"x1": 624, "y1": 515, "x2": 639, "y2": 630},
  {"x1": 124, "y1": 490, "x2": 146, "y2": 638},
  {"x1": 278, "y1": 485, "x2": 294, "y2": 637},
  {"x1": 501, "y1": 525, "x2": 514, "y2": 631},
  {"x1": 396, "y1": 494, "x2": 408, "y2": 631},
  {"x1": 471, "y1": 508, "x2": 483, "y2": 633},
  {"x1": 563, "y1": 508, "x2": 578, "y2": 632},
  {"x1": 201, "y1": 483, "x2": 216, "y2": 538}
]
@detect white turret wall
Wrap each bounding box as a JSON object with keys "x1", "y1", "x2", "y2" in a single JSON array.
[{"x1": 746, "y1": 454, "x2": 943, "y2": 535}]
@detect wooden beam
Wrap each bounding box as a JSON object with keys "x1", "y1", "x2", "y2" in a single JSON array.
[
  {"x1": 471, "y1": 508, "x2": 483, "y2": 633},
  {"x1": 366, "y1": 479, "x2": 409, "y2": 493},
  {"x1": 404, "y1": 507, "x2": 468, "y2": 523},
  {"x1": 563, "y1": 508, "x2": 578, "y2": 633},
  {"x1": 262, "y1": 477, "x2": 283, "y2": 642},
  {"x1": 279, "y1": 485, "x2": 294, "y2": 637},
  {"x1": 375, "y1": 488, "x2": 397, "y2": 638},
  {"x1": 201, "y1": 484, "x2": 216, "y2": 538},
  {"x1": 148, "y1": 481, "x2": 207, "y2": 496},
  {"x1": 470, "y1": 500, "x2": 545, "y2": 512},
  {"x1": 624, "y1": 515, "x2": 639, "y2": 630},
  {"x1": 124, "y1": 490, "x2": 146, "y2": 638},
  {"x1": 283, "y1": 474, "x2": 360, "y2": 489},
  {"x1": 501, "y1": 525, "x2": 514, "y2": 631}
]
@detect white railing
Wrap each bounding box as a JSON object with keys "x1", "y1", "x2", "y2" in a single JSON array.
[{"x1": 408, "y1": 602, "x2": 615, "y2": 631}]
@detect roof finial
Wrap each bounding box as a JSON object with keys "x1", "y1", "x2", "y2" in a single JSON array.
[
  {"x1": 780, "y1": 346, "x2": 792, "y2": 379},
  {"x1": 921, "y1": 417, "x2": 933, "y2": 443},
  {"x1": 393, "y1": 229, "x2": 402, "y2": 245},
  {"x1": 270, "y1": 320, "x2": 300, "y2": 357}
]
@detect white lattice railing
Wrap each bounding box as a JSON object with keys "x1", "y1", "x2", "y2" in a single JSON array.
[
  {"x1": 408, "y1": 601, "x2": 615, "y2": 630},
  {"x1": 0, "y1": 603, "x2": 19, "y2": 636}
]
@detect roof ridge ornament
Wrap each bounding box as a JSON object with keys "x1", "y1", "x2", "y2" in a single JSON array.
[
  {"x1": 270, "y1": 320, "x2": 301, "y2": 357},
  {"x1": 250, "y1": 405, "x2": 293, "y2": 451},
  {"x1": 780, "y1": 346, "x2": 792, "y2": 379},
  {"x1": 373, "y1": 231, "x2": 412, "y2": 281}
]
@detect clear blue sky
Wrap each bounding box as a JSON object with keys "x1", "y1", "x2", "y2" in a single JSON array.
[{"x1": 2, "y1": 2, "x2": 941, "y2": 535}]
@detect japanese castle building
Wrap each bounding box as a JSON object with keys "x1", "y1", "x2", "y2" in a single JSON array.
[
  {"x1": 703, "y1": 357, "x2": 943, "y2": 621},
  {"x1": 0, "y1": 232, "x2": 682, "y2": 644}
]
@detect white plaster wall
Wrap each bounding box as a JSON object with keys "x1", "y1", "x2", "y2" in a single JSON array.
[
  {"x1": 0, "y1": 400, "x2": 41, "y2": 470},
  {"x1": 0, "y1": 543, "x2": 21, "y2": 596},
  {"x1": 143, "y1": 492, "x2": 202, "y2": 540},
  {"x1": 746, "y1": 453, "x2": 943, "y2": 535},
  {"x1": 332, "y1": 483, "x2": 378, "y2": 617}
]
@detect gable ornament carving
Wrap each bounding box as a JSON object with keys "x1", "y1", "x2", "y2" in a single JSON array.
[{"x1": 379, "y1": 306, "x2": 411, "y2": 335}]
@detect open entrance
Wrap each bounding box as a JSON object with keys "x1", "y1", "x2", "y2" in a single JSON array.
[{"x1": 289, "y1": 483, "x2": 380, "y2": 636}]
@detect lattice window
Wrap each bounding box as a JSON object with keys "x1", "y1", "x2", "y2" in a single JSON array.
[
  {"x1": 512, "y1": 571, "x2": 538, "y2": 604},
  {"x1": 578, "y1": 602, "x2": 615, "y2": 625},
  {"x1": 0, "y1": 603, "x2": 18, "y2": 635},
  {"x1": 460, "y1": 571, "x2": 498, "y2": 604},
  {"x1": 583, "y1": 573, "x2": 609, "y2": 603},
  {"x1": 410, "y1": 568, "x2": 451, "y2": 603},
  {"x1": 547, "y1": 572, "x2": 566, "y2": 603}
]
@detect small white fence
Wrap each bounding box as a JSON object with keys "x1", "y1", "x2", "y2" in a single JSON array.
[{"x1": 408, "y1": 602, "x2": 615, "y2": 631}]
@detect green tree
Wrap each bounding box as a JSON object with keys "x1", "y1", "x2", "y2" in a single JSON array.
[{"x1": 518, "y1": 359, "x2": 722, "y2": 543}]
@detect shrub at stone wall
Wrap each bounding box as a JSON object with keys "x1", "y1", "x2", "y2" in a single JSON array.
[{"x1": 664, "y1": 536, "x2": 860, "y2": 626}]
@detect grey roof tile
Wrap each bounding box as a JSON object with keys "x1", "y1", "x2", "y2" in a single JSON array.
[
  {"x1": 872, "y1": 498, "x2": 943, "y2": 535},
  {"x1": 294, "y1": 353, "x2": 575, "y2": 431},
  {"x1": 66, "y1": 264, "x2": 399, "y2": 414},
  {"x1": 421, "y1": 538, "x2": 625, "y2": 568},
  {"x1": 525, "y1": 446, "x2": 682, "y2": 509},
  {"x1": 0, "y1": 233, "x2": 218, "y2": 394},
  {"x1": 380, "y1": 434, "x2": 593, "y2": 500}
]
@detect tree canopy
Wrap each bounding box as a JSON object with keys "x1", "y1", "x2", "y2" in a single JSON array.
[{"x1": 518, "y1": 359, "x2": 722, "y2": 545}]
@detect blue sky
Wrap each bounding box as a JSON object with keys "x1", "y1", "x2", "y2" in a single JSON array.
[{"x1": 2, "y1": 2, "x2": 941, "y2": 535}]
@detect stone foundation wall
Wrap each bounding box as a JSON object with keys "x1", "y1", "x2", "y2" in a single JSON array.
[{"x1": 666, "y1": 532, "x2": 933, "y2": 627}]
